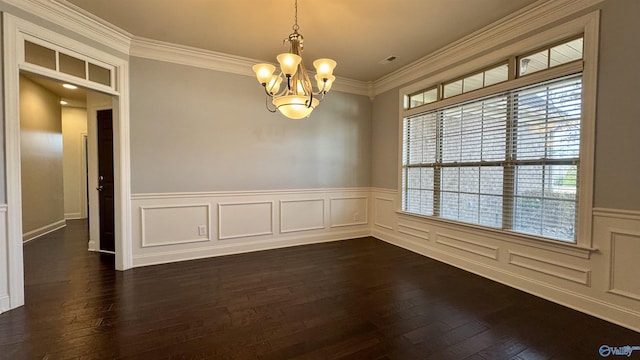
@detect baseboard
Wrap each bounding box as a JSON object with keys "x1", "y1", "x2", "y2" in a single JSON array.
[
  {"x1": 372, "y1": 229, "x2": 640, "y2": 333},
  {"x1": 0, "y1": 294, "x2": 10, "y2": 313},
  {"x1": 64, "y1": 212, "x2": 85, "y2": 220},
  {"x1": 88, "y1": 240, "x2": 98, "y2": 251},
  {"x1": 133, "y1": 229, "x2": 370, "y2": 268},
  {"x1": 22, "y1": 219, "x2": 66, "y2": 243}
]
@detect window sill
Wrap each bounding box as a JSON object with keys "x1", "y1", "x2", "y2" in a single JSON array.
[{"x1": 396, "y1": 210, "x2": 597, "y2": 259}]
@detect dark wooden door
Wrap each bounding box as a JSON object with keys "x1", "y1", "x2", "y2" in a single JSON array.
[{"x1": 97, "y1": 109, "x2": 115, "y2": 252}]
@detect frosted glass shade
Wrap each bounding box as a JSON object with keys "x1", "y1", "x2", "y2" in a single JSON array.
[
  {"x1": 313, "y1": 58, "x2": 337, "y2": 78},
  {"x1": 252, "y1": 63, "x2": 275, "y2": 85},
  {"x1": 273, "y1": 95, "x2": 320, "y2": 119},
  {"x1": 315, "y1": 74, "x2": 335, "y2": 92},
  {"x1": 266, "y1": 75, "x2": 282, "y2": 94},
  {"x1": 276, "y1": 53, "x2": 302, "y2": 76}
]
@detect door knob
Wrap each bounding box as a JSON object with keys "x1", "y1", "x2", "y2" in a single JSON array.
[{"x1": 96, "y1": 185, "x2": 103, "y2": 192}]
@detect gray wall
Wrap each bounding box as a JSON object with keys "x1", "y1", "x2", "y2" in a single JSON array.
[
  {"x1": 593, "y1": 0, "x2": 640, "y2": 210},
  {"x1": 370, "y1": 0, "x2": 640, "y2": 211},
  {"x1": 61, "y1": 107, "x2": 87, "y2": 218},
  {"x1": 129, "y1": 57, "x2": 372, "y2": 193},
  {"x1": 19, "y1": 75, "x2": 65, "y2": 234},
  {"x1": 370, "y1": 88, "x2": 399, "y2": 190}
]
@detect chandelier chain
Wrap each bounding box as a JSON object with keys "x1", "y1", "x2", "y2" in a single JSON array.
[{"x1": 292, "y1": 0, "x2": 299, "y2": 32}]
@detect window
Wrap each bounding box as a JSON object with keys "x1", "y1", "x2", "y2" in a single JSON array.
[
  {"x1": 401, "y1": 37, "x2": 585, "y2": 243},
  {"x1": 442, "y1": 63, "x2": 509, "y2": 99},
  {"x1": 407, "y1": 63, "x2": 510, "y2": 109},
  {"x1": 408, "y1": 87, "x2": 437, "y2": 108},
  {"x1": 519, "y1": 37, "x2": 583, "y2": 76},
  {"x1": 23, "y1": 39, "x2": 114, "y2": 88}
]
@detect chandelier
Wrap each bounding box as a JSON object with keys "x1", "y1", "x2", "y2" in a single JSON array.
[{"x1": 252, "y1": 0, "x2": 337, "y2": 119}]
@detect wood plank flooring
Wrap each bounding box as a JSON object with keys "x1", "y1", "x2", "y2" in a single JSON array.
[{"x1": 1, "y1": 219, "x2": 639, "y2": 359}]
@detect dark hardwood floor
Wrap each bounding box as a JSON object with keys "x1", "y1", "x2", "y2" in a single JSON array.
[{"x1": 1, "y1": 220, "x2": 639, "y2": 359}]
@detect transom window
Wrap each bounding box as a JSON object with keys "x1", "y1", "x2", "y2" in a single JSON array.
[
  {"x1": 22, "y1": 37, "x2": 116, "y2": 90},
  {"x1": 401, "y1": 36, "x2": 585, "y2": 243}
]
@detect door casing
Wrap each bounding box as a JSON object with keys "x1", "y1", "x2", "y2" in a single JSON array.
[{"x1": 2, "y1": 13, "x2": 132, "y2": 312}]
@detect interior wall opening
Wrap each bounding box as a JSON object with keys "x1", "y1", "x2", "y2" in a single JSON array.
[{"x1": 19, "y1": 70, "x2": 116, "y2": 271}]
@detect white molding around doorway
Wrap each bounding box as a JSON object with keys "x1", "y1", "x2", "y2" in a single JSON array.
[{"x1": 2, "y1": 13, "x2": 132, "y2": 312}]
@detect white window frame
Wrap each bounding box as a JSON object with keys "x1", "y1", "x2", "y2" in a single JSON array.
[{"x1": 397, "y1": 12, "x2": 599, "y2": 250}]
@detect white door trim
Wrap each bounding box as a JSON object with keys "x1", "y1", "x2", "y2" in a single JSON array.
[
  {"x1": 2, "y1": 13, "x2": 132, "y2": 311},
  {"x1": 80, "y1": 132, "x2": 88, "y2": 220},
  {"x1": 87, "y1": 103, "x2": 113, "y2": 253}
]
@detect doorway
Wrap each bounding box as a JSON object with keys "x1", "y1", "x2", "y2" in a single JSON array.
[
  {"x1": 97, "y1": 109, "x2": 115, "y2": 253},
  {"x1": 3, "y1": 13, "x2": 132, "y2": 312},
  {"x1": 18, "y1": 72, "x2": 116, "y2": 254}
]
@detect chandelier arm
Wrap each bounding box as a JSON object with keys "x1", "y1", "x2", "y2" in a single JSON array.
[
  {"x1": 313, "y1": 80, "x2": 328, "y2": 96},
  {"x1": 306, "y1": 91, "x2": 314, "y2": 108},
  {"x1": 274, "y1": 85, "x2": 288, "y2": 98},
  {"x1": 272, "y1": 71, "x2": 288, "y2": 97},
  {"x1": 265, "y1": 96, "x2": 277, "y2": 113},
  {"x1": 297, "y1": 61, "x2": 315, "y2": 95}
]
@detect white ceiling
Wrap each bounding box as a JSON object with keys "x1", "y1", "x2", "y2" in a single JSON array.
[
  {"x1": 61, "y1": 0, "x2": 540, "y2": 82},
  {"x1": 23, "y1": 72, "x2": 87, "y2": 108}
]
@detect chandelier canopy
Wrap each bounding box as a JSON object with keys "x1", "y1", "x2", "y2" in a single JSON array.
[{"x1": 252, "y1": 0, "x2": 337, "y2": 119}]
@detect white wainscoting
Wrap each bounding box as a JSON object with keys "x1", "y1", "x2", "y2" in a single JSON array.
[
  {"x1": 373, "y1": 197, "x2": 394, "y2": 231},
  {"x1": 608, "y1": 231, "x2": 640, "y2": 301},
  {"x1": 131, "y1": 188, "x2": 370, "y2": 267},
  {"x1": 370, "y1": 189, "x2": 640, "y2": 332},
  {"x1": 436, "y1": 233, "x2": 499, "y2": 261},
  {"x1": 141, "y1": 204, "x2": 211, "y2": 247},
  {"x1": 0, "y1": 205, "x2": 9, "y2": 313},
  {"x1": 280, "y1": 199, "x2": 325, "y2": 233},
  {"x1": 330, "y1": 196, "x2": 368, "y2": 228},
  {"x1": 218, "y1": 201, "x2": 274, "y2": 240},
  {"x1": 508, "y1": 251, "x2": 591, "y2": 286},
  {"x1": 593, "y1": 209, "x2": 640, "y2": 307}
]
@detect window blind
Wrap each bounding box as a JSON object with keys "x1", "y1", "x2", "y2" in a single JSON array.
[{"x1": 402, "y1": 74, "x2": 582, "y2": 242}]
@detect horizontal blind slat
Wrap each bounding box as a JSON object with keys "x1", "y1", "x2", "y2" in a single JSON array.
[{"x1": 403, "y1": 74, "x2": 582, "y2": 242}]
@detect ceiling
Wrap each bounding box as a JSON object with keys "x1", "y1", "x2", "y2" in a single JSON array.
[
  {"x1": 61, "y1": 0, "x2": 540, "y2": 82},
  {"x1": 23, "y1": 72, "x2": 87, "y2": 108}
]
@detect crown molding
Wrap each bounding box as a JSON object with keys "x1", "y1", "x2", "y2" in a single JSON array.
[
  {"x1": 333, "y1": 78, "x2": 375, "y2": 99},
  {"x1": 130, "y1": 36, "x2": 372, "y2": 97},
  {"x1": 373, "y1": 0, "x2": 605, "y2": 96},
  {"x1": 5, "y1": 0, "x2": 597, "y2": 99},
  {"x1": 1, "y1": 0, "x2": 131, "y2": 55},
  {"x1": 130, "y1": 36, "x2": 257, "y2": 77}
]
